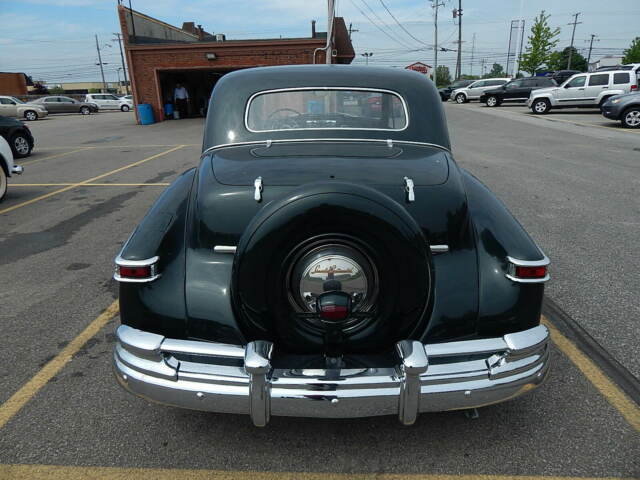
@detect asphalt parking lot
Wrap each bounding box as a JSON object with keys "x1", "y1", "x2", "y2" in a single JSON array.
[{"x1": 0, "y1": 109, "x2": 638, "y2": 479}]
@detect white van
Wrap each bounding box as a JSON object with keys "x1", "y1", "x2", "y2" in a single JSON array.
[
  {"x1": 84, "y1": 94, "x2": 133, "y2": 112},
  {"x1": 527, "y1": 69, "x2": 638, "y2": 114}
]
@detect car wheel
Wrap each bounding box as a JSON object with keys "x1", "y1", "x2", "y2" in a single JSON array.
[
  {"x1": 24, "y1": 110, "x2": 38, "y2": 121},
  {"x1": 486, "y1": 96, "x2": 499, "y2": 107},
  {"x1": 598, "y1": 97, "x2": 613, "y2": 112},
  {"x1": 0, "y1": 166, "x2": 7, "y2": 202},
  {"x1": 455, "y1": 93, "x2": 466, "y2": 104},
  {"x1": 11, "y1": 133, "x2": 32, "y2": 158},
  {"x1": 120, "y1": 105, "x2": 130, "y2": 112},
  {"x1": 621, "y1": 107, "x2": 640, "y2": 128},
  {"x1": 80, "y1": 106, "x2": 91, "y2": 115},
  {"x1": 531, "y1": 98, "x2": 551, "y2": 114}
]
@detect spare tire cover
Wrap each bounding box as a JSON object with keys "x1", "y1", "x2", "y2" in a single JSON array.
[{"x1": 232, "y1": 181, "x2": 433, "y2": 354}]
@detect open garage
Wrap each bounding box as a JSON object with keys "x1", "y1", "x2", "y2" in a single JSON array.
[{"x1": 117, "y1": 5, "x2": 355, "y2": 123}]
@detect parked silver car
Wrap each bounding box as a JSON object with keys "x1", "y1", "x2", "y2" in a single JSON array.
[
  {"x1": 28, "y1": 96, "x2": 99, "y2": 115},
  {"x1": 527, "y1": 70, "x2": 638, "y2": 114},
  {"x1": 0, "y1": 96, "x2": 48, "y2": 121},
  {"x1": 450, "y1": 78, "x2": 510, "y2": 103}
]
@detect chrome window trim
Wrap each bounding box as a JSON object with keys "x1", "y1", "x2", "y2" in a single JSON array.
[
  {"x1": 114, "y1": 255, "x2": 161, "y2": 283},
  {"x1": 202, "y1": 138, "x2": 451, "y2": 157},
  {"x1": 244, "y1": 86, "x2": 410, "y2": 133}
]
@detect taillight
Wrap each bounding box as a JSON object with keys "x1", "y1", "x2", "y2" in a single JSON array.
[
  {"x1": 316, "y1": 291, "x2": 352, "y2": 322},
  {"x1": 631, "y1": 85, "x2": 638, "y2": 91},
  {"x1": 515, "y1": 265, "x2": 547, "y2": 279},
  {"x1": 114, "y1": 256, "x2": 160, "y2": 283},
  {"x1": 506, "y1": 256, "x2": 550, "y2": 283}
]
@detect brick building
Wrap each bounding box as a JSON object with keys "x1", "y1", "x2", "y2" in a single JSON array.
[
  {"x1": 0, "y1": 73, "x2": 30, "y2": 96},
  {"x1": 117, "y1": 5, "x2": 355, "y2": 123}
]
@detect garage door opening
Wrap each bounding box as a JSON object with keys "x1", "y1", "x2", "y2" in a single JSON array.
[{"x1": 158, "y1": 68, "x2": 238, "y2": 119}]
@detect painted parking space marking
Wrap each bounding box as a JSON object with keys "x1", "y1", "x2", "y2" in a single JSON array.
[
  {"x1": 0, "y1": 145, "x2": 184, "y2": 215},
  {"x1": 541, "y1": 316, "x2": 640, "y2": 432},
  {"x1": 36, "y1": 144, "x2": 199, "y2": 150},
  {"x1": 0, "y1": 465, "x2": 635, "y2": 480},
  {"x1": 529, "y1": 115, "x2": 640, "y2": 134},
  {"x1": 0, "y1": 301, "x2": 119, "y2": 430},
  {"x1": 19, "y1": 147, "x2": 91, "y2": 166},
  {"x1": 10, "y1": 183, "x2": 171, "y2": 187}
]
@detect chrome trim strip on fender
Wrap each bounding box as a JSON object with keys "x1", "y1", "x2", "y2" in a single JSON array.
[
  {"x1": 429, "y1": 245, "x2": 449, "y2": 254},
  {"x1": 213, "y1": 246, "x2": 237, "y2": 253}
]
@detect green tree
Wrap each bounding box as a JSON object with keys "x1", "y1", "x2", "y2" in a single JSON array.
[
  {"x1": 435, "y1": 65, "x2": 451, "y2": 86},
  {"x1": 622, "y1": 37, "x2": 640, "y2": 64},
  {"x1": 547, "y1": 47, "x2": 587, "y2": 71},
  {"x1": 49, "y1": 86, "x2": 65, "y2": 94},
  {"x1": 519, "y1": 10, "x2": 560, "y2": 75},
  {"x1": 484, "y1": 63, "x2": 505, "y2": 78}
]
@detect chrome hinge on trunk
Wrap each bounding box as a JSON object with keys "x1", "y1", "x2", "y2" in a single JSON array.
[
  {"x1": 254, "y1": 176, "x2": 263, "y2": 202},
  {"x1": 404, "y1": 177, "x2": 415, "y2": 202}
]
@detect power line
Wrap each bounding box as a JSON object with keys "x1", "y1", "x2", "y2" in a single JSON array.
[
  {"x1": 349, "y1": 0, "x2": 414, "y2": 49},
  {"x1": 358, "y1": 0, "x2": 416, "y2": 48},
  {"x1": 377, "y1": 0, "x2": 432, "y2": 47}
]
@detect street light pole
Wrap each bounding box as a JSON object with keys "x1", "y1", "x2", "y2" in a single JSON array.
[
  {"x1": 95, "y1": 34, "x2": 107, "y2": 93},
  {"x1": 361, "y1": 52, "x2": 373, "y2": 65},
  {"x1": 113, "y1": 33, "x2": 130, "y2": 94}
]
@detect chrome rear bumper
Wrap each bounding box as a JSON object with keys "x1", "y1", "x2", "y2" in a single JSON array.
[{"x1": 113, "y1": 324, "x2": 550, "y2": 426}]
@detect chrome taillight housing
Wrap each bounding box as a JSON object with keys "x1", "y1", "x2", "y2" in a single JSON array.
[
  {"x1": 506, "y1": 255, "x2": 550, "y2": 283},
  {"x1": 114, "y1": 256, "x2": 160, "y2": 283}
]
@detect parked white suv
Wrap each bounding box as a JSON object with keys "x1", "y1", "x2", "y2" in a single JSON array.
[
  {"x1": 527, "y1": 70, "x2": 638, "y2": 114},
  {"x1": 450, "y1": 78, "x2": 510, "y2": 103},
  {"x1": 0, "y1": 135, "x2": 24, "y2": 202},
  {"x1": 84, "y1": 93, "x2": 133, "y2": 112}
]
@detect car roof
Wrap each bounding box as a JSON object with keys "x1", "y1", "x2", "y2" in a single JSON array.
[{"x1": 204, "y1": 64, "x2": 450, "y2": 151}]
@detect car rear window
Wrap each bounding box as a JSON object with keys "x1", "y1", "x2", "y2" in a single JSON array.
[
  {"x1": 246, "y1": 88, "x2": 408, "y2": 132},
  {"x1": 588, "y1": 74, "x2": 609, "y2": 86},
  {"x1": 613, "y1": 72, "x2": 630, "y2": 84}
]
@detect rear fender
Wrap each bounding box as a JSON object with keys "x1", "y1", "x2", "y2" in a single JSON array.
[
  {"x1": 117, "y1": 168, "x2": 197, "y2": 338},
  {"x1": 462, "y1": 170, "x2": 547, "y2": 336}
]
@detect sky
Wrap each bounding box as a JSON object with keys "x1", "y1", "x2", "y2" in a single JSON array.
[{"x1": 0, "y1": 0, "x2": 638, "y2": 85}]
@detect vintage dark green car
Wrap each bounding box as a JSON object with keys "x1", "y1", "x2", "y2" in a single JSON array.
[{"x1": 113, "y1": 65, "x2": 551, "y2": 426}]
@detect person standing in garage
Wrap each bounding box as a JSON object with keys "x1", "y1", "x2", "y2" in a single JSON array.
[{"x1": 174, "y1": 82, "x2": 189, "y2": 119}]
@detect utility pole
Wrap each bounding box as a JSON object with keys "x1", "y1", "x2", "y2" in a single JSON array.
[
  {"x1": 112, "y1": 33, "x2": 130, "y2": 94},
  {"x1": 470, "y1": 33, "x2": 476, "y2": 76},
  {"x1": 348, "y1": 23, "x2": 359, "y2": 39},
  {"x1": 567, "y1": 12, "x2": 582, "y2": 70},
  {"x1": 585, "y1": 34, "x2": 599, "y2": 70},
  {"x1": 516, "y1": 20, "x2": 525, "y2": 78},
  {"x1": 95, "y1": 34, "x2": 107, "y2": 93},
  {"x1": 453, "y1": 0, "x2": 463, "y2": 79},
  {"x1": 361, "y1": 52, "x2": 373, "y2": 65},
  {"x1": 431, "y1": 1, "x2": 445, "y2": 86},
  {"x1": 481, "y1": 57, "x2": 486, "y2": 76},
  {"x1": 326, "y1": 0, "x2": 335, "y2": 64}
]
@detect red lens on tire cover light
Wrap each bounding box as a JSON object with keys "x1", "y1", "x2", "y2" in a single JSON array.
[
  {"x1": 514, "y1": 265, "x2": 547, "y2": 279},
  {"x1": 319, "y1": 304, "x2": 349, "y2": 321},
  {"x1": 118, "y1": 265, "x2": 152, "y2": 279}
]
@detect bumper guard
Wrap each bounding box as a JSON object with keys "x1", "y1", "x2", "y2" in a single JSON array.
[{"x1": 114, "y1": 324, "x2": 550, "y2": 426}]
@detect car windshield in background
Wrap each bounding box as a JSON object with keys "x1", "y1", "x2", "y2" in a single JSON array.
[
  {"x1": 11, "y1": 97, "x2": 25, "y2": 104},
  {"x1": 246, "y1": 88, "x2": 408, "y2": 132}
]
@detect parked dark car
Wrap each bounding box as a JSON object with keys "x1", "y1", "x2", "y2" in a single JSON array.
[
  {"x1": 28, "y1": 96, "x2": 98, "y2": 115},
  {"x1": 113, "y1": 65, "x2": 551, "y2": 426},
  {"x1": 549, "y1": 70, "x2": 581, "y2": 85},
  {"x1": 480, "y1": 77, "x2": 557, "y2": 106},
  {"x1": 601, "y1": 92, "x2": 640, "y2": 128},
  {"x1": 0, "y1": 115, "x2": 34, "y2": 158},
  {"x1": 438, "y1": 79, "x2": 475, "y2": 101}
]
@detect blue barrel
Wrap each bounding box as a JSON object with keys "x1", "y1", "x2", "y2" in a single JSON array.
[
  {"x1": 137, "y1": 103, "x2": 155, "y2": 125},
  {"x1": 164, "y1": 103, "x2": 174, "y2": 116}
]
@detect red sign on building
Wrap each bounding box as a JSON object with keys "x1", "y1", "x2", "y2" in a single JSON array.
[{"x1": 405, "y1": 62, "x2": 432, "y2": 75}]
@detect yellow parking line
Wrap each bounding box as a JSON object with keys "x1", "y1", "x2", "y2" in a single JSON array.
[
  {"x1": 20, "y1": 147, "x2": 91, "y2": 166},
  {"x1": 0, "y1": 301, "x2": 119, "y2": 430},
  {"x1": 0, "y1": 145, "x2": 184, "y2": 215},
  {"x1": 541, "y1": 316, "x2": 640, "y2": 432},
  {"x1": 41, "y1": 144, "x2": 199, "y2": 150},
  {"x1": 0, "y1": 465, "x2": 634, "y2": 480},
  {"x1": 10, "y1": 183, "x2": 170, "y2": 187}
]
